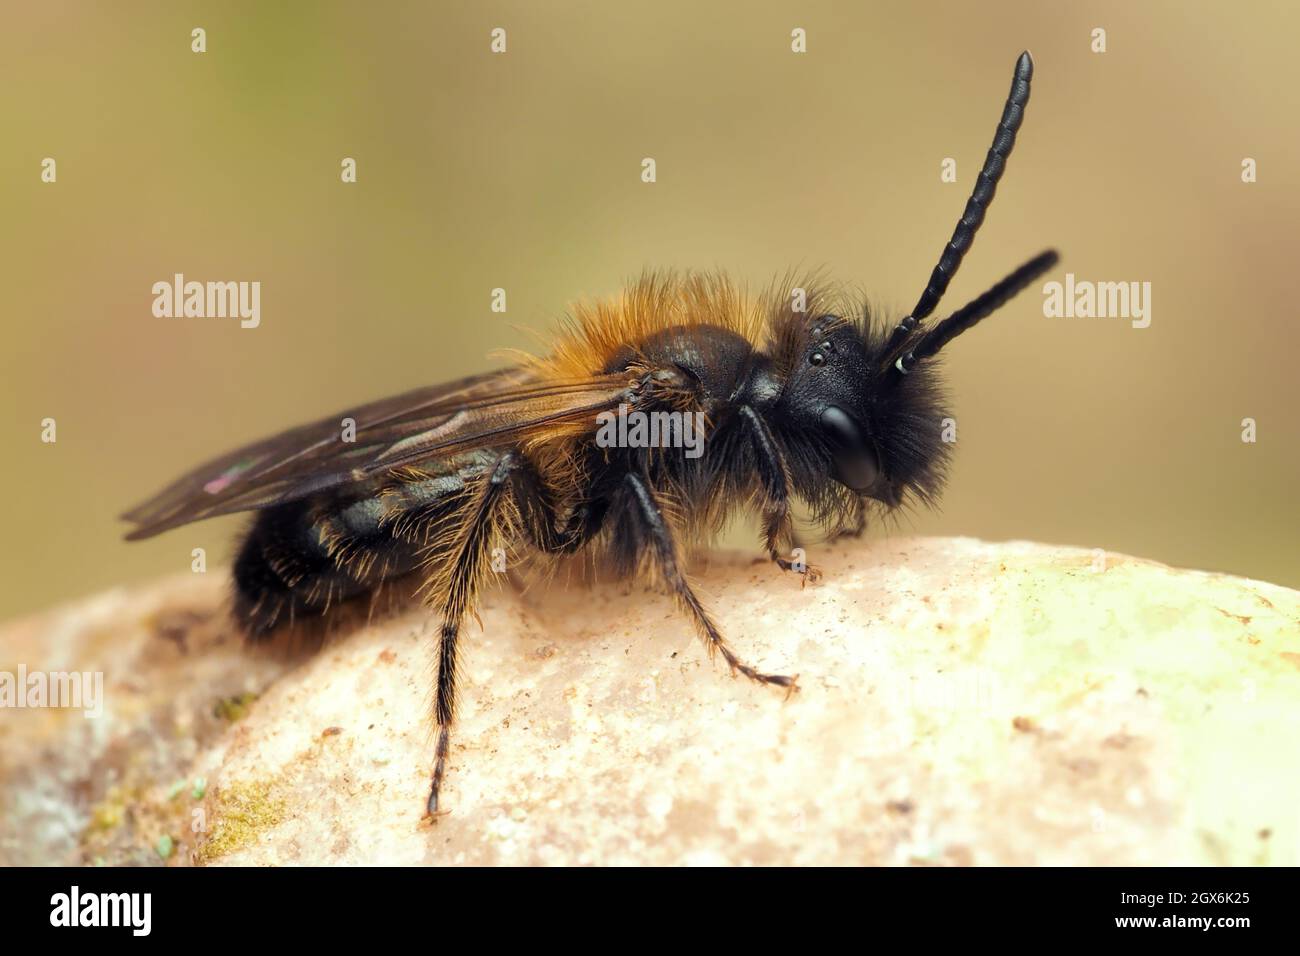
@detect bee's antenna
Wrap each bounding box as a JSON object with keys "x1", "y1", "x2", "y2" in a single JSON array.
[
  {"x1": 884, "y1": 50, "x2": 1036, "y2": 359},
  {"x1": 894, "y1": 248, "x2": 1058, "y2": 372}
]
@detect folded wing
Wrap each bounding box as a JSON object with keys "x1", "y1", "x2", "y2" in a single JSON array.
[{"x1": 122, "y1": 366, "x2": 633, "y2": 540}]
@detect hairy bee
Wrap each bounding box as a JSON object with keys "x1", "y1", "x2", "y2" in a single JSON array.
[{"x1": 125, "y1": 51, "x2": 1058, "y2": 815}]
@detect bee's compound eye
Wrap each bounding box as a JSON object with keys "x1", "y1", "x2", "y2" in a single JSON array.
[
  {"x1": 820, "y1": 405, "x2": 881, "y2": 493},
  {"x1": 820, "y1": 404, "x2": 858, "y2": 446},
  {"x1": 809, "y1": 351, "x2": 826, "y2": 366}
]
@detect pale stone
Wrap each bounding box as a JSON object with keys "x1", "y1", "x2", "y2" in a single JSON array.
[{"x1": 1, "y1": 538, "x2": 1297, "y2": 866}]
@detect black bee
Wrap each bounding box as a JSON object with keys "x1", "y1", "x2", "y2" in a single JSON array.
[{"x1": 124, "y1": 51, "x2": 1058, "y2": 815}]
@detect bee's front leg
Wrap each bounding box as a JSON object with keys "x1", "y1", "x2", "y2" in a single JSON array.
[
  {"x1": 738, "y1": 406, "x2": 822, "y2": 586},
  {"x1": 828, "y1": 497, "x2": 867, "y2": 543}
]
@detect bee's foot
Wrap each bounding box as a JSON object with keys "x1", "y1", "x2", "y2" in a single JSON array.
[
  {"x1": 731, "y1": 659, "x2": 800, "y2": 698},
  {"x1": 768, "y1": 672, "x2": 801, "y2": 700},
  {"x1": 424, "y1": 787, "x2": 452, "y2": 821},
  {"x1": 774, "y1": 557, "x2": 822, "y2": 585}
]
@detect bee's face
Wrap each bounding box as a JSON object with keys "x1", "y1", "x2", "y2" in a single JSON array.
[{"x1": 776, "y1": 313, "x2": 950, "y2": 510}]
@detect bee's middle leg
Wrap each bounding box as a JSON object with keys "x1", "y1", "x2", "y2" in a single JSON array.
[{"x1": 622, "y1": 471, "x2": 796, "y2": 694}]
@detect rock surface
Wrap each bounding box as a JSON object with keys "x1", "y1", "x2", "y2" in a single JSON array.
[{"x1": 1, "y1": 537, "x2": 1297, "y2": 866}]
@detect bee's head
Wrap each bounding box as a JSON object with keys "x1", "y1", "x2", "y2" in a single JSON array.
[
  {"x1": 773, "y1": 312, "x2": 950, "y2": 511},
  {"x1": 772, "y1": 229, "x2": 1054, "y2": 514},
  {"x1": 770, "y1": 50, "x2": 1059, "y2": 520}
]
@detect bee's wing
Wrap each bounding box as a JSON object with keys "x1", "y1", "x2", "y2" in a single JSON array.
[{"x1": 122, "y1": 366, "x2": 633, "y2": 540}]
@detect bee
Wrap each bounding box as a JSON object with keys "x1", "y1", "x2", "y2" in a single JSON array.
[{"x1": 124, "y1": 51, "x2": 1058, "y2": 816}]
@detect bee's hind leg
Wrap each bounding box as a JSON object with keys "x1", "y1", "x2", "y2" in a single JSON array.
[
  {"x1": 622, "y1": 471, "x2": 797, "y2": 695},
  {"x1": 424, "y1": 454, "x2": 520, "y2": 818},
  {"x1": 424, "y1": 449, "x2": 599, "y2": 816}
]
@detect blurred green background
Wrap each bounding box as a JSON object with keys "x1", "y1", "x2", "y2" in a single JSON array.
[{"x1": 1, "y1": 0, "x2": 1296, "y2": 623}]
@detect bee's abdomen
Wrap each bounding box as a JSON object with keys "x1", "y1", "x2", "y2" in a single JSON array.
[{"x1": 231, "y1": 468, "x2": 478, "y2": 638}]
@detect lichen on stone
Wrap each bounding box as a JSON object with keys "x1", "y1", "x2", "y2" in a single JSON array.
[
  {"x1": 198, "y1": 779, "x2": 288, "y2": 863},
  {"x1": 213, "y1": 692, "x2": 259, "y2": 723}
]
